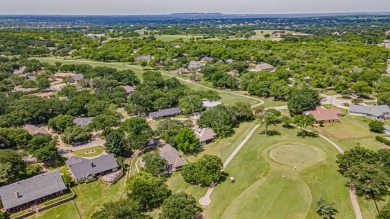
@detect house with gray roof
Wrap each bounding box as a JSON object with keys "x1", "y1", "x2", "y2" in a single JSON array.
[
  {"x1": 201, "y1": 56, "x2": 214, "y2": 62},
  {"x1": 122, "y1": 85, "x2": 136, "y2": 95},
  {"x1": 0, "y1": 170, "x2": 67, "y2": 212},
  {"x1": 66, "y1": 154, "x2": 119, "y2": 182},
  {"x1": 71, "y1": 74, "x2": 84, "y2": 83},
  {"x1": 73, "y1": 117, "x2": 94, "y2": 127},
  {"x1": 187, "y1": 61, "x2": 202, "y2": 69},
  {"x1": 252, "y1": 63, "x2": 276, "y2": 72},
  {"x1": 159, "y1": 144, "x2": 186, "y2": 172},
  {"x1": 349, "y1": 105, "x2": 390, "y2": 120},
  {"x1": 384, "y1": 125, "x2": 390, "y2": 136},
  {"x1": 202, "y1": 100, "x2": 222, "y2": 109},
  {"x1": 135, "y1": 55, "x2": 153, "y2": 62},
  {"x1": 150, "y1": 107, "x2": 181, "y2": 119},
  {"x1": 194, "y1": 128, "x2": 217, "y2": 145},
  {"x1": 225, "y1": 59, "x2": 233, "y2": 64}
]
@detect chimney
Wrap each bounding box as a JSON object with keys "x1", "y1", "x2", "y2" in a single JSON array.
[
  {"x1": 91, "y1": 162, "x2": 95, "y2": 167},
  {"x1": 15, "y1": 192, "x2": 20, "y2": 198}
]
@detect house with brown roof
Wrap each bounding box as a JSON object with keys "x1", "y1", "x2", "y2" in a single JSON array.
[
  {"x1": 159, "y1": 144, "x2": 186, "y2": 172},
  {"x1": 306, "y1": 106, "x2": 343, "y2": 123},
  {"x1": 23, "y1": 125, "x2": 48, "y2": 135},
  {"x1": 251, "y1": 63, "x2": 276, "y2": 72},
  {"x1": 194, "y1": 128, "x2": 217, "y2": 145},
  {"x1": 122, "y1": 85, "x2": 136, "y2": 95}
]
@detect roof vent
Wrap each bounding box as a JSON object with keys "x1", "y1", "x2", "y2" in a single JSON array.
[{"x1": 15, "y1": 192, "x2": 20, "y2": 198}]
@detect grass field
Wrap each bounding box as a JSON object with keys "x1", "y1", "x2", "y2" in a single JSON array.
[
  {"x1": 72, "y1": 146, "x2": 105, "y2": 157},
  {"x1": 318, "y1": 115, "x2": 375, "y2": 140},
  {"x1": 35, "y1": 57, "x2": 260, "y2": 106},
  {"x1": 28, "y1": 178, "x2": 125, "y2": 219},
  {"x1": 201, "y1": 125, "x2": 354, "y2": 219}
]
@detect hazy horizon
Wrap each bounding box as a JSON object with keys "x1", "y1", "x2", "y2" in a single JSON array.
[{"x1": 1, "y1": 0, "x2": 390, "y2": 15}]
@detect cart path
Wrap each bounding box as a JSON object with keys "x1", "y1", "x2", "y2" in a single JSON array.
[{"x1": 199, "y1": 124, "x2": 260, "y2": 206}]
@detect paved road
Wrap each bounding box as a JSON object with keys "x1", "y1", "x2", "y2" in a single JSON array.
[{"x1": 320, "y1": 94, "x2": 351, "y2": 109}]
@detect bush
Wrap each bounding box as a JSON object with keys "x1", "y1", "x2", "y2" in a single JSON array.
[
  {"x1": 369, "y1": 121, "x2": 384, "y2": 133},
  {"x1": 352, "y1": 98, "x2": 364, "y2": 105},
  {"x1": 375, "y1": 136, "x2": 390, "y2": 146}
]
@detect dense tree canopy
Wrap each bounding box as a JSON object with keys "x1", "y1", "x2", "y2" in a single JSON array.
[
  {"x1": 288, "y1": 88, "x2": 321, "y2": 115},
  {"x1": 126, "y1": 172, "x2": 171, "y2": 210},
  {"x1": 181, "y1": 155, "x2": 223, "y2": 186},
  {"x1": 160, "y1": 192, "x2": 202, "y2": 219},
  {"x1": 120, "y1": 118, "x2": 154, "y2": 149}
]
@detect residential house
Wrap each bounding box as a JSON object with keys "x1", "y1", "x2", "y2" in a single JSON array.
[
  {"x1": 23, "y1": 125, "x2": 48, "y2": 135},
  {"x1": 225, "y1": 59, "x2": 233, "y2": 64},
  {"x1": 149, "y1": 107, "x2": 182, "y2": 119},
  {"x1": 135, "y1": 55, "x2": 153, "y2": 62},
  {"x1": 65, "y1": 154, "x2": 120, "y2": 182},
  {"x1": 122, "y1": 85, "x2": 136, "y2": 95},
  {"x1": 194, "y1": 128, "x2": 217, "y2": 145},
  {"x1": 177, "y1": 68, "x2": 189, "y2": 74},
  {"x1": 251, "y1": 63, "x2": 276, "y2": 72},
  {"x1": 13, "y1": 66, "x2": 26, "y2": 76},
  {"x1": 159, "y1": 144, "x2": 186, "y2": 172},
  {"x1": 384, "y1": 125, "x2": 390, "y2": 136},
  {"x1": 0, "y1": 170, "x2": 67, "y2": 212},
  {"x1": 306, "y1": 106, "x2": 343, "y2": 123},
  {"x1": 71, "y1": 74, "x2": 84, "y2": 83},
  {"x1": 201, "y1": 56, "x2": 214, "y2": 63},
  {"x1": 202, "y1": 100, "x2": 222, "y2": 109},
  {"x1": 349, "y1": 105, "x2": 390, "y2": 120},
  {"x1": 73, "y1": 117, "x2": 94, "y2": 127},
  {"x1": 227, "y1": 70, "x2": 237, "y2": 76},
  {"x1": 187, "y1": 61, "x2": 202, "y2": 70}
]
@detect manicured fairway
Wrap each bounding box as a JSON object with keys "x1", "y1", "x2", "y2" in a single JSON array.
[{"x1": 203, "y1": 125, "x2": 354, "y2": 219}]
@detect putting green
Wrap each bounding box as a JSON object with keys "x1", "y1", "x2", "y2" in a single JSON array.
[
  {"x1": 270, "y1": 144, "x2": 326, "y2": 168},
  {"x1": 221, "y1": 144, "x2": 327, "y2": 219}
]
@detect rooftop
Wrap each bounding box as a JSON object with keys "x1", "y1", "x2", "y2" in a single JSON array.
[
  {"x1": 72, "y1": 74, "x2": 84, "y2": 81},
  {"x1": 194, "y1": 128, "x2": 217, "y2": 142},
  {"x1": 73, "y1": 117, "x2": 93, "y2": 127},
  {"x1": 0, "y1": 170, "x2": 67, "y2": 211},
  {"x1": 159, "y1": 144, "x2": 185, "y2": 168},
  {"x1": 66, "y1": 154, "x2": 119, "y2": 181},
  {"x1": 23, "y1": 124, "x2": 48, "y2": 135},
  {"x1": 187, "y1": 61, "x2": 202, "y2": 69},
  {"x1": 202, "y1": 100, "x2": 222, "y2": 108},
  {"x1": 349, "y1": 105, "x2": 390, "y2": 117},
  {"x1": 122, "y1": 85, "x2": 136, "y2": 94},
  {"x1": 307, "y1": 106, "x2": 343, "y2": 121},
  {"x1": 254, "y1": 63, "x2": 275, "y2": 71},
  {"x1": 150, "y1": 107, "x2": 181, "y2": 118}
]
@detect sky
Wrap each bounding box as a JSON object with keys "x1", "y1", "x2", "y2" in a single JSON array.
[{"x1": 0, "y1": 0, "x2": 389, "y2": 15}]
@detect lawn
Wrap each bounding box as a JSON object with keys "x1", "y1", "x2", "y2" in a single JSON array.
[
  {"x1": 28, "y1": 177, "x2": 126, "y2": 219},
  {"x1": 72, "y1": 178, "x2": 125, "y2": 218},
  {"x1": 72, "y1": 146, "x2": 105, "y2": 157},
  {"x1": 318, "y1": 115, "x2": 376, "y2": 140},
  {"x1": 29, "y1": 202, "x2": 80, "y2": 219},
  {"x1": 202, "y1": 125, "x2": 354, "y2": 219}
]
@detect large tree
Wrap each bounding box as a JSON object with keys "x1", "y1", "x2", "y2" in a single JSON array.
[
  {"x1": 288, "y1": 88, "x2": 321, "y2": 115},
  {"x1": 178, "y1": 95, "x2": 203, "y2": 114},
  {"x1": 344, "y1": 163, "x2": 389, "y2": 212},
  {"x1": 378, "y1": 92, "x2": 390, "y2": 106},
  {"x1": 160, "y1": 192, "x2": 202, "y2": 219},
  {"x1": 369, "y1": 121, "x2": 385, "y2": 133},
  {"x1": 104, "y1": 130, "x2": 126, "y2": 156},
  {"x1": 293, "y1": 114, "x2": 315, "y2": 137},
  {"x1": 48, "y1": 115, "x2": 74, "y2": 133},
  {"x1": 28, "y1": 134, "x2": 58, "y2": 162},
  {"x1": 258, "y1": 110, "x2": 279, "y2": 135},
  {"x1": 126, "y1": 172, "x2": 171, "y2": 210},
  {"x1": 377, "y1": 202, "x2": 390, "y2": 219},
  {"x1": 61, "y1": 126, "x2": 92, "y2": 144},
  {"x1": 316, "y1": 198, "x2": 338, "y2": 219},
  {"x1": 174, "y1": 127, "x2": 199, "y2": 153},
  {"x1": 92, "y1": 198, "x2": 150, "y2": 219},
  {"x1": 156, "y1": 119, "x2": 186, "y2": 145},
  {"x1": 0, "y1": 128, "x2": 31, "y2": 149},
  {"x1": 120, "y1": 118, "x2": 154, "y2": 149},
  {"x1": 142, "y1": 152, "x2": 167, "y2": 176},
  {"x1": 0, "y1": 150, "x2": 25, "y2": 185},
  {"x1": 197, "y1": 105, "x2": 235, "y2": 137},
  {"x1": 181, "y1": 155, "x2": 223, "y2": 186}
]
